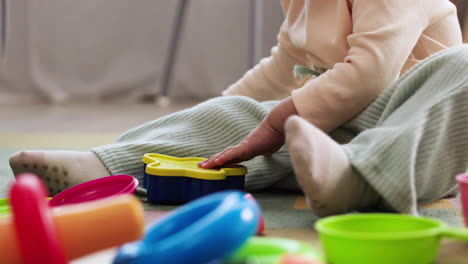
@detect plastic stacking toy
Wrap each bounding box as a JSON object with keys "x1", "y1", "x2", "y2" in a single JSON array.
[
  {"x1": 113, "y1": 191, "x2": 259, "y2": 264},
  {"x1": 0, "y1": 173, "x2": 145, "y2": 264},
  {"x1": 315, "y1": 213, "x2": 468, "y2": 264},
  {"x1": 1, "y1": 175, "x2": 138, "y2": 214},
  {"x1": 49, "y1": 174, "x2": 138, "y2": 206},
  {"x1": 142, "y1": 153, "x2": 247, "y2": 204},
  {"x1": 456, "y1": 173, "x2": 468, "y2": 226},
  {"x1": 10, "y1": 173, "x2": 67, "y2": 264},
  {"x1": 244, "y1": 193, "x2": 265, "y2": 234},
  {"x1": 279, "y1": 254, "x2": 324, "y2": 264},
  {"x1": 0, "y1": 198, "x2": 11, "y2": 215},
  {"x1": 0, "y1": 197, "x2": 51, "y2": 216},
  {"x1": 222, "y1": 237, "x2": 325, "y2": 264}
]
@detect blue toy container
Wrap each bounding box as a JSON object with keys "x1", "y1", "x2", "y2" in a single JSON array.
[{"x1": 142, "y1": 153, "x2": 247, "y2": 204}]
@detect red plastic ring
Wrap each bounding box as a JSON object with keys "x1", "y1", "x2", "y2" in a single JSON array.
[{"x1": 9, "y1": 173, "x2": 67, "y2": 264}]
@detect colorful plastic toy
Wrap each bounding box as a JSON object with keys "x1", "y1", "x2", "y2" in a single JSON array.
[
  {"x1": 244, "y1": 193, "x2": 265, "y2": 234},
  {"x1": 279, "y1": 254, "x2": 324, "y2": 264},
  {"x1": 456, "y1": 173, "x2": 468, "y2": 226},
  {"x1": 113, "y1": 191, "x2": 259, "y2": 264},
  {"x1": 142, "y1": 153, "x2": 247, "y2": 204},
  {"x1": 49, "y1": 174, "x2": 138, "y2": 206},
  {"x1": 0, "y1": 197, "x2": 52, "y2": 216},
  {"x1": 1, "y1": 175, "x2": 138, "y2": 215},
  {"x1": 222, "y1": 237, "x2": 324, "y2": 264},
  {"x1": 315, "y1": 213, "x2": 468, "y2": 264},
  {"x1": 0, "y1": 173, "x2": 145, "y2": 264},
  {"x1": 0, "y1": 198, "x2": 11, "y2": 215},
  {"x1": 10, "y1": 173, "x2": 67, "y2": 264}
]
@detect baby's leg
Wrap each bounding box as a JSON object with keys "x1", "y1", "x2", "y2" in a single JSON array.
[
  {"x1": 285, "y1": 45, "x2": 468, "y2": 216},
  {"x1": 90, "y1": 96, "x2": 294, "y2": 193},
  {"x1": 324, "y1": 45, "x2": 468, "y2": 215},
  {"x1": 9, "y1": 96, "x2": 293, "y2": 195},
  {"x1": 9, "y1": 151, "x2": 110, "y2": 195},
  {"x1": 285, "y1": 116, "x2": 379, "y2": 217}
]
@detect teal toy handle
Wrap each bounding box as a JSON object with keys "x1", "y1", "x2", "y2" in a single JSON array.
[{"x1": 440, "y1": 227, "x2": 468, "y2": 241}]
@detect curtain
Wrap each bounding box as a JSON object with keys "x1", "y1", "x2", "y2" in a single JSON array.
[{"x1": 0, "y1": 0, "x2": 283, "y2": 103}]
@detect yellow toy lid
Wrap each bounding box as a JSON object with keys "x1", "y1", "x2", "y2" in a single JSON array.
[{"x1": 143, "y1": 153, "x2": 247, "y2": 180}]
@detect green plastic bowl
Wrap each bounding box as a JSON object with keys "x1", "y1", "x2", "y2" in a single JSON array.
[
  {"x1": 316, "y1": 213, "x2": 468, "y2": 264},
  {"x1": 0, "y1": 198, "x2": 10, "y2": 216}
]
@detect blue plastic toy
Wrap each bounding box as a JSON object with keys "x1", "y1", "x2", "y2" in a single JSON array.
[{"x1": 113, "y1": 191, "x2": 259, "y2": 264}]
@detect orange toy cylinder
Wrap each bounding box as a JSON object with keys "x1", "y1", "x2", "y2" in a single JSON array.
[{"x1": 0, "y1": 195, "x2": 144, "y2": 264}]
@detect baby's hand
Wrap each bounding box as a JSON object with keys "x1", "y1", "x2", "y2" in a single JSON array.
[
  {"x1": 198, "y1": 120, "x2": 284, "y2": 169},
  {"x1": 199, "y1": 97, "x2": 297, "y2": 169}
]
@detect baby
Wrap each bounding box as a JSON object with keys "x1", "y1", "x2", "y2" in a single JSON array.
[{"x1": 10, "y1": 0, "x2": 466, "y2": 216}]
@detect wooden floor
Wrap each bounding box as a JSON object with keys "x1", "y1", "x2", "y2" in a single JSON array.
[{"x1": 1, "y1": 101, "x2": 467, "y2": 264}]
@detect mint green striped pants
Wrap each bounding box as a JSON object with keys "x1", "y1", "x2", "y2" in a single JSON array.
[{"x1": 93, "y1": 45, "x2": 468, "y2": 214}]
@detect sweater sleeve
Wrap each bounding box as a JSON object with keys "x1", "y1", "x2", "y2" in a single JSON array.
[
  {"x1": 222, "y1": 19, "x2": 310, "y2": 101},
  {"x1": 291, "y1": 0, "x2": 428, "y2": 132}
]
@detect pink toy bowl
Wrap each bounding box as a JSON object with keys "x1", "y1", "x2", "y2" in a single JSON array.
[
  {"x1": 49, "y1": 175, "x2": 138, "y2": 207},
  {"x1": 456, "y1": 173, "x2": 468, "y2": 227}
]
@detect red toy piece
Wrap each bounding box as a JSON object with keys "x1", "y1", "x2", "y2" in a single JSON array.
[
  {"x1": 279, "y1": 254, "x2": 325, "y2": 264},
  {"x1": 244, "y1": 193, "x2": 265, "y2": 234},
  {"x1": 9, "y1": 173, "x2": 67, "y2": 264}
]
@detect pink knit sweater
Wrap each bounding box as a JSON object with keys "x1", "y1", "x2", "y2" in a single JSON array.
[{"x1": 223, "y1": 0, "x2": 462, "y2": 132}]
